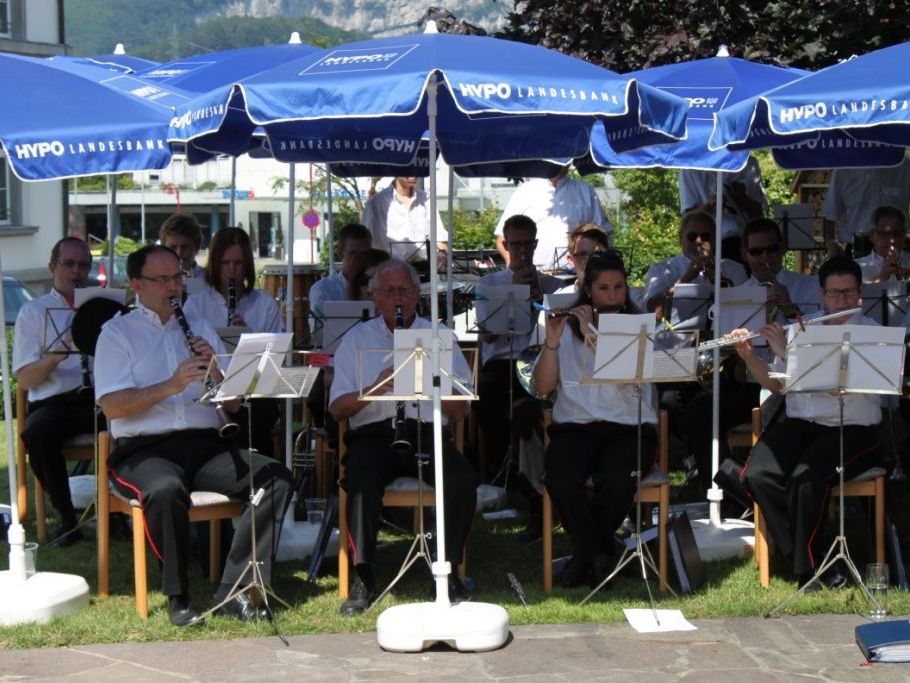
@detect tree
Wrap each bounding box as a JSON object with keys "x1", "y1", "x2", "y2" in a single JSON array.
[{"x1": 501, "y1": 1, "x2": 910, "y2": 72}]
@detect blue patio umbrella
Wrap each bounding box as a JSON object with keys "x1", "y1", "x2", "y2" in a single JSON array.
[
  {"x1": 48, "y1": 51, "x2": 158, "y2": 74},
  {"x1": 168, "y1": 31, "x2": 688, "y2": 167},
  {"x1": 708, "y1": 39, "x2": 910, "y2": 156}
]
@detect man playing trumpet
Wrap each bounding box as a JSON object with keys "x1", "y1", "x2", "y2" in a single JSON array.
[{"x1": 855, "y1": 206, "x2": 910, "y2": 283}]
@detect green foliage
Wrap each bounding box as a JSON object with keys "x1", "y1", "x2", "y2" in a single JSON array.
[
  {"x1": 445, "y1": 205, "x2": 501, "y2": 250},
  {"x1": 69, "y1": 175, "x2": 136, "y2": 192},
  {"x1": 754, "y1": 150, "x2": 797, "y2": 210},
  {"x1": 196, "y1": 180, "x2": 219, "y2": 191},
  {"x1": 92, "y1": 236, "x2": 142, "y2": 257},
  {"x1": 64, "y1": 1, "x2": 365, "y2": 60},
  {"x1": 502, "y1": 0, "x2": 910, "y2": 71},
  {"x1": 610, "y1": 168, "x2": 681, "y2": 286},
  {"x1": 1, "y1": 331, "x2": 15, "y2": 420}
]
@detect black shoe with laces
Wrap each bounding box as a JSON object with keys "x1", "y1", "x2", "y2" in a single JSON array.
[
  {"x1": 340, "y1": 575, "x2": 376, "y2": 616},
  {"x1": 168, "y1": 594, "x2": 203, "y2": 627},
  {"x1": 213, "y1": 592, "x2": 270, "y2": 621}
]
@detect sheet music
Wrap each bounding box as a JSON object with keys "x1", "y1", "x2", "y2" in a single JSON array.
[
  {"x1": 393, "y1": 328, "x2": 454, "y2": 396},
  {"x1": 591, "y1": 315, "x2": 697, "y2": 383},
  {"x1": 216, "y1": 326, "x2": 252, "y2": 351},
  {"x1": 713, "y1": 286, "x2": 768, "y2": 338},
  {"x1": 216, "y1": 332, "x2": 294, "y2": 399}
]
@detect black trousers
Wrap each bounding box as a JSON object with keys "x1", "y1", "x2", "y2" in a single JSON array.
[
  {"x1": 742, "y1": 418, "x2": 882, "y2": 576},
  {"x1": 21, "y1": 389, "x2": 98, "y2": 523},
  {"x1": 545, "y1": 421, "x2": 657, "y2": 562},
  {"x1": 234, "y1": 398, "x2": 280, "y2": 458},
  {"x1": 477, "y1": 358, "x2": 532, "y2": 480},
  {"x1": 342, "y1": 420, "x2": 477, "y2": 568},
  {"x1": 109, "y1": 429, "x2": 293, "y2": 597}
]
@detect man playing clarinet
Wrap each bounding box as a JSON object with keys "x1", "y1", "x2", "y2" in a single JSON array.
[{"x1": 94, "y1": 245, "x2": 292, "y2": 627}]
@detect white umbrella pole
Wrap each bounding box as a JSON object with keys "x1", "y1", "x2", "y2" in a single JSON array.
[
  {"x1": 326, "y1": 173, "x2": 335, "y2": 276},
  {"x1": 285, "y1": 163, "x2": 296, "y2": 470},
  {"x1": 229, "y1": 156, "x2": 237, "y2": 226},
  {"x1": 446, "y1": 167, "x2": 455, "y2": 326},
  {"x1": 708, "y1": 172, "x2": 724, "y2": 527},
  {"x1": 107, "y1": 178, "x2": 117, "y2": 284}
]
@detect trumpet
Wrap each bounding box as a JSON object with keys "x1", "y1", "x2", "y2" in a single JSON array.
[
  {"x1": 168, "y1": 295, "x2": 240, "y2": 439},
  {"x1": 390, "y1": 304, "x2": 412, "y2": 457},
  {"x1": 696, "y1": 306, "x2": 862, "y2": 351},
  {"x1": 227, "y1": 277, "x2": 237, "y2": 326},
  {"x1": 888, "y1": 245, "x2": 906, "y2": 280}
]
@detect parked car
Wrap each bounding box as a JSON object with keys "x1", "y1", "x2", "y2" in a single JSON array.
[
  {"x1": 87, "y1": 255, "x2": 128, "y2": 289},
  {"x1": 3, "y1": 275, "x2": 36, "y2": 327}
]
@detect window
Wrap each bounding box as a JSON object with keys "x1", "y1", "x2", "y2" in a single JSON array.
[
  {"x1": 0, "y1": 154, "x2": 9, "y2": 224},
  {"x1": 0, "y1": 1, "x2": 9, "y2": 36}
]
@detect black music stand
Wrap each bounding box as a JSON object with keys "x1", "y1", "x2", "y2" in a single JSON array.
[
  {"x1": 313, "y1": 301, "x2": 375, "y2": 352},
  {"x1": 774, "y1": 203, "x2": 817, "y2": 251},
  {"x1": 765, "y1": 323, "x2": 906, "y2": 617},
  {"x1": 861, "y1": 282, "x2": 909, "y2": 328},
  {"x1": 668, "y1": 283, "x2": 713, "y2": 332},
  {"x1": 199, "y1": 338, "x2": 320, "y2": 634}
]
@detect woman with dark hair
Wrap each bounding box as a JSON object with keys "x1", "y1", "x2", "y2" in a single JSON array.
[
  {"x1": 531, "y1": 252, "x2": 658, "y2": 588},
  {"x1": 346, "y1": 248, "x2": 391, "y2": 301},
  {"x1": 185, "y1": 227, "x2": 283, "y2": 333},
  {"x1": 184, "y1": 227, "x2": 283, "y2": 456}
]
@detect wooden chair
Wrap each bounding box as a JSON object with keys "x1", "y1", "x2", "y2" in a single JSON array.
[
  {"x1": 336, "y1": 418, "x2": 467, "y2": 598},
  {"x1": 96, "y1": 431, "x2": 244, "y2": 620},
  {"x1": 541, "y1": 409, "x2": 671, "y2": 593},
  {"x1": 749, "y1": 409, "x2": 886, "y2": 587},
  {"x1": 15, "y1": 384, "x2": 95, "y2": 542}
]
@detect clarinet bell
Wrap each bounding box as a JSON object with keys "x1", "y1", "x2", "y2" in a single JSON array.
[{"x1": 391, "y1": 418, "x2": 412, "y2": 457}]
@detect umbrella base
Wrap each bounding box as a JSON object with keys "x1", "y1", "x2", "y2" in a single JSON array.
[
  {"x1": 0, "y1": 571, "x2": 89, "y2": 626},
  {"x1": 377, "y1": 601, "x2": 509, "y2": 652}
]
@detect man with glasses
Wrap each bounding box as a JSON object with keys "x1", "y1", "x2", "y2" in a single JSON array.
[
  {"x1": 159, "y1": 213, "x2": 205, "y2": 295},
  {"x1": 13, "y1": 237, "x2": 95, "y2": 545},
  {"x1": 855, "y1": 206, "x2": 910, "y2": 283},
  {"x1": 476, "y1": 215, "x2": 562, "y2": 484},
  {"x1": 94, "y1": 245, "x2": 293, "y2": 627},
  {"x1": 734, "y1": 255, "x2": 882, "y2": 589},
  {"x1": 554, "y1": 224, "x2": 612, "y2": 295},
  {"x1": 329, "y1": 258, "x2": 476, "y2": 615},
  {"x1": 643, "y1": 210, "x2": 747, "y2": 315}
]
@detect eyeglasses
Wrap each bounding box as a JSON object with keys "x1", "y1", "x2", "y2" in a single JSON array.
[
  {"x1": 683, "y1": 232, "x2": 712, "y2": 242},
  {"x1": 875, "y1": 229, "x2": 904, "y2": 238},
  {"x1": 139, "y1": 273, "x2": 184, "y2": 286},
  {"x1": 56, "y1": 259, "x2": 91, "y2": 270},
  {"x1": 375, "y1": 286, "x2": 415, "y2": 297},
  {"x1": 745, "y1": 244, "x2": 782, "y2": 257},
  {"x1": 505, "y1": 239, "x2": 538, "y2": 249},
  {"x1": 823, "y1": 287, "x2": 859, "y2": 299}
]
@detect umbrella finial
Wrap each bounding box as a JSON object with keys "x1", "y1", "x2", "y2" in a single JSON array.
[
  {"x1": 113, "y1": 43, "x2": 126, "y2": 55},
  {"x1": 288, "y1": 32, "x2": 302, "y2": 44},
  {"x1": 716, "y1": 45, "x2": 730, "y2": 57},
  {"x1": 424, "y1": 20, "x2": 439, "y2": 34}
]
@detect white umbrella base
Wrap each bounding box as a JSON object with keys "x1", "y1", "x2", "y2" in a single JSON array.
[
  {"x1": 377, "y1": 601, "x2": 509, "y2": 653},
  {"x1": 0, "y1": 571, "x2": 89, "y2": 625}
]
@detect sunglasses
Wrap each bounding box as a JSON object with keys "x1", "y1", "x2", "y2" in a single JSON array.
[
  {"x1": 684, "y1": 232, "x2": 712, "y2": 242},
  {"x1": 745, "y1": 244, "x2": 782, "y2": 257}
]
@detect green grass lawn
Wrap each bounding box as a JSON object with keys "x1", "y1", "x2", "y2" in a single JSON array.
[{"x1": 1, "y1": 418, "x2": 907, "y2": 649}]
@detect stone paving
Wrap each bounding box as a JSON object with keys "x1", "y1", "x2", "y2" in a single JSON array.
[{"x1": 1, "y1": 615, "x2": 904, "y2": 681}]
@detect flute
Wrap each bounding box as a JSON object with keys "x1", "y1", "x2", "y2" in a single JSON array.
[
  {"x1": 168, "y1": 295, "x2": 240, "y2": 438},
  {"x1": 227, "y1": 277, "x2": 237, "y2": 326},
  {"x1": 696, "y1": 306, "x2": 862, "y2": 351}
]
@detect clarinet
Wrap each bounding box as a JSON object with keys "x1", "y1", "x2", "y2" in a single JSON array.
[
  {"x1": 168, "y1": 295, "x2": 240, "y2": 438},
  {"x1": 74, "y1": 280, "x2": 92, "y2": 395},
  {"x1": 390, "y1": 304, "x2": 412, "y2": 456},
  {"x1": 227, "y1": 277, "x2": 237, "y2": 326}
]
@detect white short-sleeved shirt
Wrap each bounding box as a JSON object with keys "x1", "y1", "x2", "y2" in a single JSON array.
[
  {"x1": 329, "y1": 315, "x2": 472, "y2": 431},
  {"x1": 783, "y1": 313, "x2": 882, "y2": 427},
  {"x1": 362, "y1": 184, "x2": 446, "y2": 261},
  {"x1": 642, "y1": 254, "x2": 748, "y2": 308},
  {"x1": 184, "y1": 285, "x2": 284, "y2": 333},
  {"x1": 12, "y1": 289, "x2": 85, "y2": 402},
  {"x1": 855, "y1": 250, "x2": 910, "y2": 284},
  {"x1": 494, "y1": 177, "x2": 611, "y2": 270},
  {"x1": 538, "y1": 323, "x2": 658, "y2": 426},
  {"x1": 94, "y1": 302, "x2": 228, "y2": 439},
  {"x1": 821, "y1": 159, "x2": 910, "y2": 242},
  {"x1": 743, "y1": 269, "x2": 824, "y2": 318},
  {"x1": 678, "y1": 157, "x2": 768, "y2": 238},
  {"x1": 476, "y1": 267, "x2": 564, "y2": 365}
]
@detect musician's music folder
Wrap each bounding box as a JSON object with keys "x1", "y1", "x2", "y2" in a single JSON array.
[{"x1": 856, "y1": 620, "x2": 910, "y2": 663}]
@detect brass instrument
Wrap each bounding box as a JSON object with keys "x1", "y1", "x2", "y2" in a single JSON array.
[
  {"x1": 168, "y1": 295, "x2": 240, "y2": 438},
  {"x1": 699, "y1": 242, "x2": 734, "y2": 288},
  {"x1": 889, "y1": 244, "x2": 906, "y2": 280},
  {"x1": 227, "y1": 277, "x2": 237, "y2": 326},
  {"x1": 390, "y1": 304, "x2": 412, "y2": 456}
]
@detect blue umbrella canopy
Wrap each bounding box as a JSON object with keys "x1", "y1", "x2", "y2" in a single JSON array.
[
  {"x1": 0, "y1": 53, "x2": 176, "y2": 180},
  {"x1": 169, "y1": 32, "x2": 689, "y2": 167},
  {"x1": 48, "y1": 52, "x2": 159, "y2": 74},
  {"x1": 709, "y1": 40, "x2": 910, "y2": 165},
  {"x1": 590, "y1": 54, "x2": 808, "y2": 172}
]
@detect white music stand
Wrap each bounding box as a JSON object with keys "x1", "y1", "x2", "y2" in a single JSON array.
[
  {"x1": 577, "y1": 314, "x2": 698, "y2": 620},
  {"x1": 199, "y1": 334, "x2": 320, "y2": 635},
  {"x1": 765, "y1": 323, "x2": 906, "y2": 617}
]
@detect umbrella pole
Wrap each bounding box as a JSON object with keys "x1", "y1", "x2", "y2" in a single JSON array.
[
  {"x1": 285, "y1": 163, "x2": 296, "y2": 471},
  {"x1": 326, "y1": 173, "x2": 334, "y2": 277},
  {"x1": 229, "y1": 156, "x2": 236, "y2": 226},
  {"x1": 708, "y1": 172, "x2": 724, "y2": 527},
  {"x1": 107, "y1": 177, "x2": 117, "y2": 284},
  {"x1": 376, "y1": 73, "x2": 508, "y2": 654},
  {"x1": 446, "y1": 167, "x2": 454, "y2": 327}
]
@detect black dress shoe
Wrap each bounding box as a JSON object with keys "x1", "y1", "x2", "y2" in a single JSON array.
[
  {"x1": 48, "y1": 524, "x2": 84, "y2": 548},
  {"x1": 168, "y1": 595, "x2": 203, "y2": 627},
  {"x1": 213, "y1": 592, "x2": 269, "y2": 621},
  {"x1": 559, "y1": 555, "x2": 592, "y2": 588},
  {"x1": 340, "y1": 575, "x2": 376, "y2": 616},
  {"x1": 821, "y1": 564, "x2": 849, "y2": 589}
]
